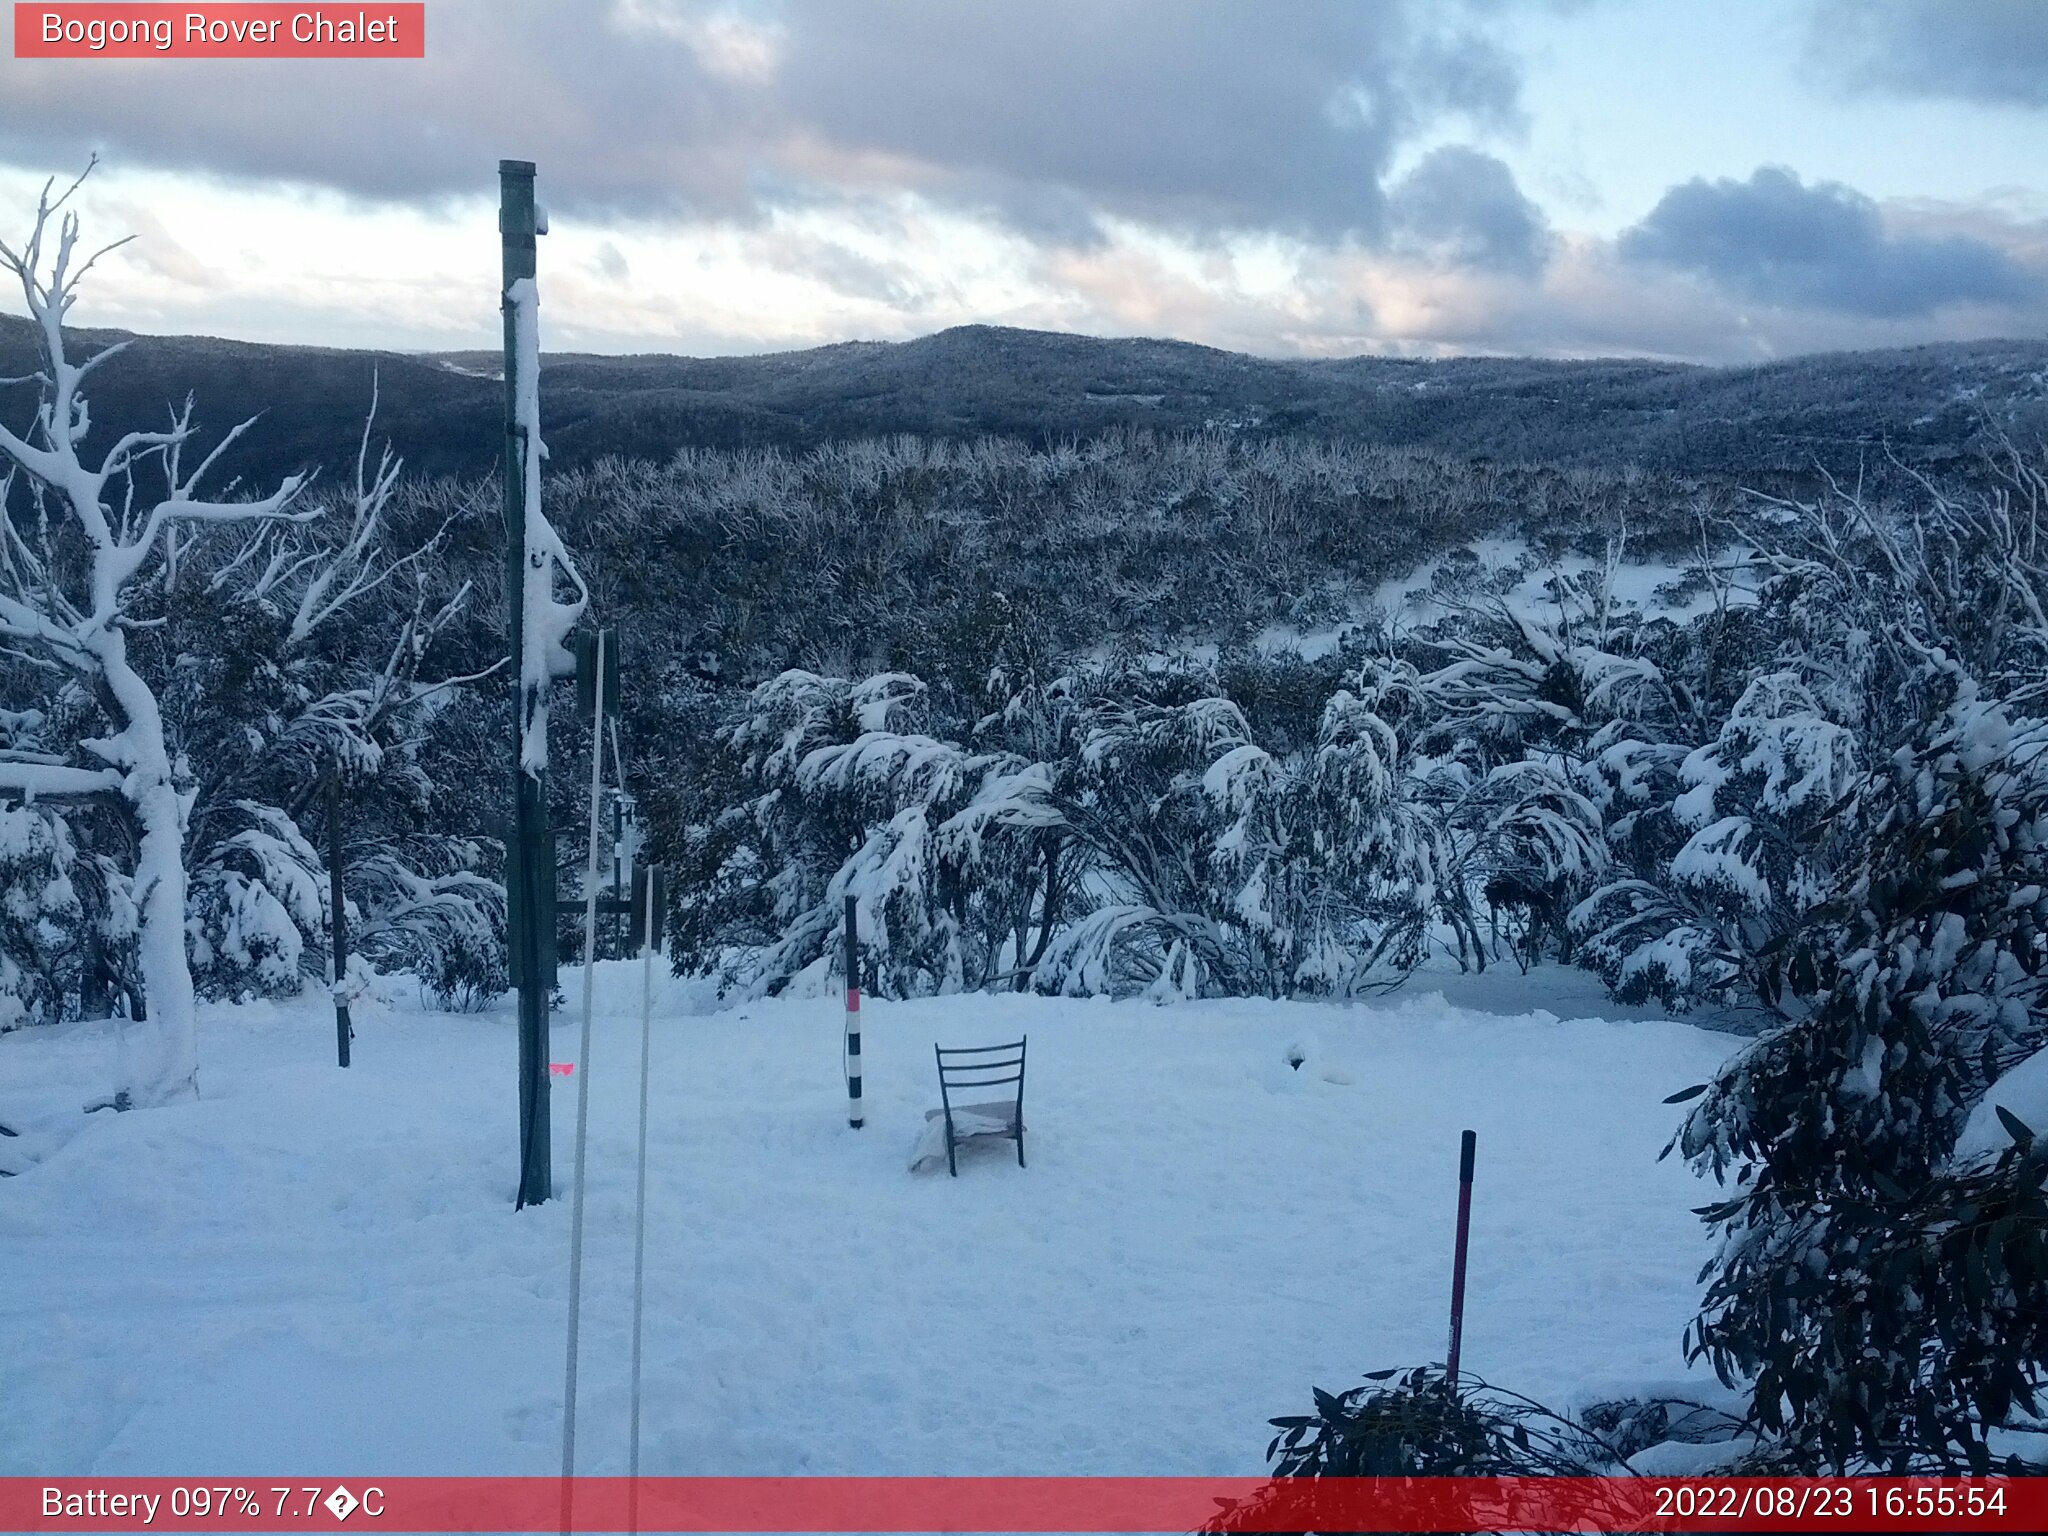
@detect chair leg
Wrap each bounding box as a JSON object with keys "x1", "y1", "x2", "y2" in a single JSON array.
[
  {"x1": 946, "y1": 1124, "x2": 957, "y2": 1178},
  {"x1": 1016, "y1": 1128, "x2": 1026, "y2": 1169}
]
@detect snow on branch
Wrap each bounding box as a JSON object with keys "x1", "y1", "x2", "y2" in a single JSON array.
[
  {"x1": 0, "y1": 168, "x2": 312, "y2": 632},
  {"x1": 0, "y1": 758, "x2": 122, "y2": 803}
]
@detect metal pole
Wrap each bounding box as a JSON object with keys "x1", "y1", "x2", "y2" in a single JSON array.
[
  {"x1": 561, "y1": 628, "x2": 606, "y2": 1508},
  {"x1": 503, "y1": 157, "x2": 552, "y2": 1211},
  {"x1": 612, "y1": 796, "x2": 625, "y2": 958},
  {"x1": 326, "y1": 774, "x2": 352, "y2": 1069},
  {"x1": 1446, "y1": 1129, "x2": 1476, "y2": 1389},
  {"x1": 844, "y1": 893, "x2": 863, "y2": 1129},
  {"x1": 627, "y1": 865, "x2": 657, "y2": 1533}
]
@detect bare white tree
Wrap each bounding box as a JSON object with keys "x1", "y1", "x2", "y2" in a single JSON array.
[{"x1": 0, "y1": 166, "x2": 309, "y2": 1107}]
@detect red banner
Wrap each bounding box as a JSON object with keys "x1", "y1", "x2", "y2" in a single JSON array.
[
  {"x1": 13, "y1": 5, "x2": 425, "y2": 58},
  {"x1": 1, "y1": 1476, "x2": 2042, "y2": 1532}
]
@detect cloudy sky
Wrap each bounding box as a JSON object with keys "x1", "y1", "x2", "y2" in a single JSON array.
[{"x1": 2, "y1": 0, "x2": 2045, "y2": 362}]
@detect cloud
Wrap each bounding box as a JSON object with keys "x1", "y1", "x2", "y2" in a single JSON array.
[
  {"x1": 1387, "y1": 145, "x2": 1551, "y2": 276},
  {"x1": 13, "y1": 153, "x2": 2044, "y2": 367},
  {"x1": 744, "y1": 227, "x2": 923, "y2": 307},
  {"x1": 5, "y1": 4, "x2": 2041, "y2": 368},
  {"x1": 1805, "y1": 0, "x2": 2048, "y2": 109},
  {"x1": 0, "y1": 0, "x2": 1524, "y2": 247},
  {"x1": 0, "y1": 3, "x2": 774, "y2": 217},
  {"x1": 105, "y1": 203, "x2": 218, "y2": 288},
  {"x1": 1616, "y1": 166, "x2": 2038, "y2": 318}
]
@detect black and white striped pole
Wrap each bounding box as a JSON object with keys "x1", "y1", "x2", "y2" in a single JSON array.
[{"x1": 844, "y1": 893, "x2": 863, "y2": 1129}]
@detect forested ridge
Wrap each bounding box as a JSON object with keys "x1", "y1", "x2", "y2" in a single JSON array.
[{"x1": 5, "y1": 311, "x2": 2044, "y2": 486}]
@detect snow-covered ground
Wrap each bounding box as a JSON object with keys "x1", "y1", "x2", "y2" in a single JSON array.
[
  {"x1": 1366, "y1": 536, "x2": 1745, "y2": 632},
  {"x1": 1201, "y1": 537, "x2": 1752, "y2": 665},
  {"x1": 0, "y1": 967, "x2": 1737, "y2": 1477}
]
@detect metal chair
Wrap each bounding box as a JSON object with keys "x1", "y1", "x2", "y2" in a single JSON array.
[{"x1": 932, "y1": 1038, "x2": 1026, "y2": 1176}]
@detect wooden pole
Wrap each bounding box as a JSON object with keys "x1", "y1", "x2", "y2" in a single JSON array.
[{"x1": 1446, "y1": 1129, "x2": 1476, "y2": 1389}]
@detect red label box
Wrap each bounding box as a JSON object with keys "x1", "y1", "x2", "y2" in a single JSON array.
[
  {"x1": 1, "y1": 1476, "x2": 2043, "y2": 1533},
  {"x1": 13, "y1": 4, "x2": 425, "y2": 58}
]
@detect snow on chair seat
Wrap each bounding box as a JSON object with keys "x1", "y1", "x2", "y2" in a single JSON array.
[{"x1": 915, "y1": 1039, "x2": 1026, "y2": 1176}]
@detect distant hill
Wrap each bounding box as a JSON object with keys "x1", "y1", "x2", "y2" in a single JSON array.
[{"x1": 4, "y1": 315, "x2": 2044, "y2": 490}]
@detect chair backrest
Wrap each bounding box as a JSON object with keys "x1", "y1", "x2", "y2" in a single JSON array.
[{"x1": 935, "y1": 1038, "x2": 1026, "y2": 1105}]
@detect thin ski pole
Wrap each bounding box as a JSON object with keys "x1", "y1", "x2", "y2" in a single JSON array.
[
  {"x1": 1446, "y1": 1128, "x2": 1476, "y2": 1390},
  {"x1": 844, "y1": 892, "x2": 863, "y2": 1129},
  {"x1": 326, "y1": 772, "x2": 352, "y2": 1069},
  {"x1": 561, "y1": 627, "x2": 607, "y2": 1528},
  {"x1": 627, "y1": 867, "x2": 656, "y2": 1533}
]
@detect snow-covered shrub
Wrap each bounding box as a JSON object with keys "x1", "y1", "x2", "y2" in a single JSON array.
[
  {"x1": 1048, "y1": 688, "x2": 1283, "y2": 994},
  {"x1": 184, "y1": 799, "x2": 507, "y2": 1011},
  {"x1": 1574, "y1": 671, "x2": 1859, "y2": 1009},
  {"x1": 135, "y1": 410, "x2": 504, "y2": 1011},
  {"x1": 0, "y1": 804, "x2": 83, "y2": 1030},
  {"x1": 1462, "y1": 756, "x2": 1608, "y2": 969},
  {"x1": 680, "y1": 669, "x2": 1025, "y2": 997},
  {"x1": 1695, "y1": 1122, "x2": 2048, "y2": 1476},
  {"x1": 1031, "y1": 903, "x2": 1209, "y2": 997},
  {"x1": 1659, "y1": 459, "x2": 2048, "y2": 1470},
  {"x1": 1027, "y1": 666, "x2": 1462, "y2": 997},
  {"x1": 1219, "y1": 1366, "x2": 1752, "y2": 1528},
  {"x1": 186, "y1": 803, "x2": 326, "y2": 1000},
  {"x1": 1208, "y1": 1364, "x2": 1725, "y2": 1536},
  {"x1": 1381, "y1": 591, "x2": 1683, "y2": 766},
  {"x1": 1365, "y1": 583, "x2": 1701, "y2": 977},
  {"x1": 352, "y1": 839, "x2": 507, "y2": 1011},
  {"x1": 1287, "y1": 688, "x2": 1464, "y2": 985},
  {"x1": 677, "y1": 655, "x2": 1467, "y2": 1001},
  {"x1": 1673, "y1": 690, "x2": 2048, "y2": 1469}
]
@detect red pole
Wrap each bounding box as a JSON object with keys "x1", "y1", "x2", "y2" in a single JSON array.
[{"x1": 1446, "y1": 1129, "x2": 1476, "y2": 1389}]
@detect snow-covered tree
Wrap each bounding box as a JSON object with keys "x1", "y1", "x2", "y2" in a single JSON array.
[
  {"x1": 1665, "y1": 461, "x2": 2048, "y2": 1470},
  {"x1": 1035, "y1": 684, "x2": 1273, "y2": 994},
  {"x1": 0, "y1": 168, "x2": 308, "y2": 1106},
  {"x1": 1377, "y1": 579, "x2": 1687, "y2": 769},
  {"x1": 677, "y1": 651, "x2": 1475, "y2": 1002},
  {"x1": 679, "y1": 670, "x2": 1020, "y2": 997},
  {"x1": 349, "y1": 837, "x2": 507, "y2": 1010},
  {"x1": 1461, "y1": 756, "x2": 1607, "y2": 970},
  {"x1": 1675, "y1": 692, "x2": 2048, "y2": 1469},
  {"x1": 1574, "y1": 670, "x2": 1859, "y2": 1009},
  {"x1": 156, "y1": 403, "x2": 499, "y2": 1006}
]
